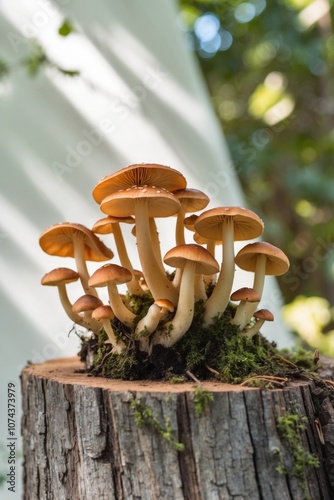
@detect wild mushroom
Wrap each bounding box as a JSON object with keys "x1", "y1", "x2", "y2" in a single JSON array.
[
  {"x1": 152, "y1": 244, "x2": 219, "y2": 348},
  {"x1": 39, "y1": 222, "x2": 113, "y2": 297},
  {"x1": 241, "y1": 309, "x2": 274, "y2": 337},
  {"x1": 91, "y1": 305, "x2": 126, "y2": 353},
  {"x1": 88, "y1": 263, "x2": 136, "y2": 328},
  {"x1": 41, "y1": 267, "x2": 84, "y2": 326},
  {"x1": 92, "y1": 163, "x2": 187, "y2": 203},
  {"x1": 172, "y1": 188, "x2": 209, "y2": 245},
  {"x1": 136, "y1": 299, "x2": 175, "y2": 352},
  {"x1": 72, "y1": 294, "x2": 103, "y2": 333},
  {"x1": 100, "y1": 185, "x2": 181, "y2": 305},
  {"x1": 194, "y1": 207, "x2": 264, "y2": 326},
  {"x1": 230, "y1": 287, "x2": 261, "y2": 329},
  {"x1": 92, "y1": 215, "x2": 144, "y2": 296},
  {"x1": 235, "y1": 242, "x2": 290, "y2": 328}
]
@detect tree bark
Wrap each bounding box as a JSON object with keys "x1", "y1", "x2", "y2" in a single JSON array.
[{"x1": 21, "y1": 357, "x2": 334, "y2": 500}]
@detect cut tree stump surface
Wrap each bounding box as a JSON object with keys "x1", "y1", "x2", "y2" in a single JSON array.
[{"x1": 21, "y1": 357, "x2": 334, "y2": 500}]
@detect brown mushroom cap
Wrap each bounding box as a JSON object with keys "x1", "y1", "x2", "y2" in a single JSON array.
[
  {"x1": 154, "y1": 299, "x2": 175, "y2": 312},
  {"x1": 184, "y1": 214, "x2": 199, "y2": 231},
  {"x1": 253, "y1": 309, "x2": 274, "y2": 321},
  {"x1": 100, "y1": 186, "x2": 181, "y2": 218},
  {"x1": 92, "y1": 216, "x2": 135, "y2": 235},
  {"x1": 164, "y1": 244, "x2": 220, "y2": 275},
  {"x1": 41, "y1": 268, "x2": 79, "y2": 286},
  {"x1": 92, "y1": 163, "x2": 187, "y2": 204},
  {"x1": 72, "y1": 294, "x2": 103, "y2": 313},
  {"x1": 39, "y1": 222, "x2": 114, "y2": 261},
  {"x1": 91, "y1": 305, "x2": 115, "y2": 321},
  {"x1": 230, "y1": 287, "x2": 261, "y2": 303},
  {"x1": 172, "y1": 188, "x2": 210, "y2": 213},
  {"x1": 88, "y1": 263, "x2": 133, "y2": 287},
  {"x1": 194, "y1": 206, "x2": 264, "y2": 241},
  {"x1": 235, "y1": 242, "x2": 290, "y2": 276}
]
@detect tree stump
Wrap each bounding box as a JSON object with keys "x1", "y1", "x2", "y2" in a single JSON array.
[{"x1": 21, "y1": 357, "x2": 334, "y2": 500}]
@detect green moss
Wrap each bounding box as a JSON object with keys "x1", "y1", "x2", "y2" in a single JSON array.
[
  {"x1": 275, "y1": 411, "x2": 320, "y2": 497},
  {"x1": 193, "y1": 386, "x2": 214, "y2": 416},
  {"x1": 130, "y1": 397, "x2": 185, "y2": 452},
  {"x1": 79, "y1": 295, "x2": 320, "y2": 384}
]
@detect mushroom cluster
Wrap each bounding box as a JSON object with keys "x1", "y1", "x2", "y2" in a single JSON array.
[{"x1": 40, "y1": 163, "x2": 290, "y2": 367}]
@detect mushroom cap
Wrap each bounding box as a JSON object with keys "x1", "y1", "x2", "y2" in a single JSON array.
[
  {"x1": 100, "y1": 185, "x2": 181, "y2": 218},
  {"x1": 164, "y1": 244, "x2": 220, "y2": 275},
  {"x1": 92, "y1": 216, "x2": 135, "y2": 235},
  {"x1": 39, "y1": 222, "x2": 114, "y2": 261},
  {"x1": 253, "y1": 309, "x2": 274, "y2": 321},
  {"x1": 193, "y1": 232, "x2": 222, "y2": 246},
  {"x1": 72, "y1": 294, "x2": 103, "y2": 313},
  {"x1": 88, "y1": 263, "x2": 133, "y2": 287},
  {"x1": 194, "y1": 207, "x2": 264, "y2": 241},
  {"x1": 92, "y1": 305, "x2": 115, "y2": 321},
  {"x1": 184, "y1": 214, "x2": 198, "y2": 231},
  {"x1": 92, "y1": 163, "x2": 187, "y2": 204},
  {"x1": 154, "y1": 299, "x2": 175, "y2": 312},
  {"x1": 235, "y1": 242, "x2": 290, "y2": 276},
  {"x1": 41, "y1": 267, "x2": 79, "y2": 286},
  {"x1": 172, "y1": 188, "x2": 210, "y2": 213},
  {"x1": 230, "y1": 287, "x2": 261, "y2": 303}
]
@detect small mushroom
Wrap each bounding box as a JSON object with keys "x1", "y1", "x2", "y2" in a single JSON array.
[
  {"x1": 72, "y1": 294, "x2": 103, "y2": 333},
  {"x1": 194, "y1": 207, "x2": 264, "y2": 326},
  {"x1": 241, "y1": 309, "x2": 274, "y2": 337},
  {"x1": 230, "y1": 287, "x2": 261, "y2": 329},
  {"x1": 172, "y1": 188, "x2": 209, "y2": 245},
  {"x1": 88, "y1": 263, "x2": 136, "y2": 328},
  {"x1": 235, "y1": 242, "x2": 290, "y2": 328},
  {"x1": 153, "y1": 244, "x2": 219, "y2": 348},
  {"x1": 41, "y1": 267, "x2": 84, "y2": 326},
  {"x1": 39, "y1": 222, "x2": 113, "y2": 297},
  {"x1": 91, "y1": 305, "x2": 126, "y2": 353}
]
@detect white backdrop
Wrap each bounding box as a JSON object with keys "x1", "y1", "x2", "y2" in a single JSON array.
[{"x1": 0, "y1": 1, "x2": 294, "y2": 497}]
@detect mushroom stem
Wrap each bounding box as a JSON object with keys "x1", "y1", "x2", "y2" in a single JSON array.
[
  {"x1": 135, "y1": 202, "x2": 178, "y2": 305},
  {"x1": 175, "y1": 206, "x2": 186, "y2": 245},
  {"x1": 149, "y1": 218, "x2": 165, "y2": 274},
  {"x1": 102, "y1": 320, "x2": 126, "y2": 353},
  {"x1": 241, "y1": 254, "x2": 267, "y2": 328},
  {"x1": 153, "y1": 261, "x2": 196, "y2": 348},
  {"x1": 241, "y1": 318, "x2": 265, "y2": 338},
  {"x1": 194, "y1": 274, "x2": 207, "y2": 302},
  {"x1": 203, "y1": 218, "x2": 234, "y2": 325},
  {"x1": 106, "y1": 282, "x2": 136, "y2": 328},
  {"x1": 57, "y1": 283, "x2": 86, "y2": 326},
  {"x1": 112, "y1": 223, "x2": 144, "y2": 296},
  {"x1": 73, "y1": 236, "x2": 98, "y2": 297}
]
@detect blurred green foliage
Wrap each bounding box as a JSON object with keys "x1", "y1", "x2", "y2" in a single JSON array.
[{"x1": 181, "y1": 0, "x2": 334, "y2": 350}]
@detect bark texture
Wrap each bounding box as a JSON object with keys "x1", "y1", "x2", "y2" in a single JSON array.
[{"x1": 21, "y1": 357, "x2": 334, "y2": 500}]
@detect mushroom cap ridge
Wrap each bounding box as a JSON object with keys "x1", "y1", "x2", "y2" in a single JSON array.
[{"x1": 92, "y1": 163, "x2": 187, "y2": 204}]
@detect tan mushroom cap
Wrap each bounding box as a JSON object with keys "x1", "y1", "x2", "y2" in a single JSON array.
[
  {"x1": 92, "y1": 305, "x2": 115, "y2": 321},
  {"x1": 194, "y1": 206, "x2": 264, "y2": 241},
  {"x1": 154, "y1": 299, "x2": 175, "y2": 312},
  {"x1": 39, "y1": 222, "x2": 114, "y2": 261},
  {"x1": 193, "y1": 232, "x2": 222, "y2": 246},
  {"x1": 72, "y1": 294, "x2": 103, "y2": 313},
  {"x1": 88, "y1": 263, "x2": 133, "y2": 287},
  {"x1": 253, "y1": 309, "x2": 274, "y2": 321},
  {"x1": 184, "y1": 214, "x2": 198, "y2": 231},
  {"x1": 100, "y1": 185, "x2": 181, "y2": 218},
  {"x1": 92, "y1": 216, "x2": 135, "y2": 235},
  {"x1": 92, "y1": 163, "x2": 187, "y2": 204},
  {"x1": 41, "y1": 267, "x2": 79, "y2": 286},
  {"x1": 230, "y1": 287, "x2": 261, "y2": 303},
  {"x1": 235, "y1": 242, "x2": 290, "y2": 276},
  {"x1": 172, "y1": 188, "x2": 210, "y2": 213},
  {"x1": 164, "y1": 244, "x2": 220, "y2": 275}
]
